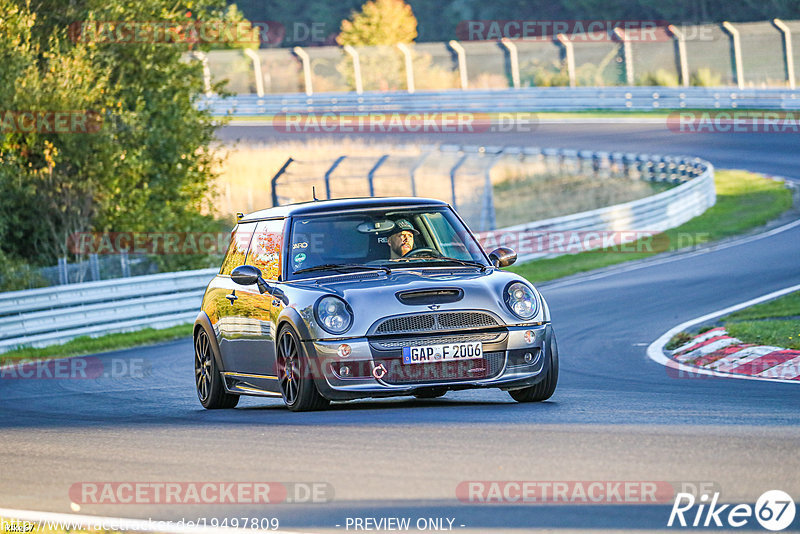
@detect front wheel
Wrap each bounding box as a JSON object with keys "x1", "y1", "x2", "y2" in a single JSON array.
[
  {"x1": 508, "y1": 331, "x2": 559, "y2": 403},
  {"x1": 277, "y1": 326, "x2": 329, "y2": 412},
  {"x1": 195, "y1": 329, "x2": 239, "y2": 409}
]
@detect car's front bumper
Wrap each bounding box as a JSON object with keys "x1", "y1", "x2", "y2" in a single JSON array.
[{"x1": 302, "y1": 323, "x2": 553, "y2": 401}]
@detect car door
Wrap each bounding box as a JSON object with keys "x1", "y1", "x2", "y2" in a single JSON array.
[
  {"x1": 232, "y1": 218, "x2": 285, "y2": 382},
  {"x1": 214, "y1": 222, "x2": 257, "y2": 373}
]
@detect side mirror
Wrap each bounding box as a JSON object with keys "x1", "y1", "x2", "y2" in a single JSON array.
[
  {"x1": 488, "y1": 247, "x2": 517, "y2": 268},
  {"x1": 231, "y1": 265, "x2": 270, "y2": 294}
]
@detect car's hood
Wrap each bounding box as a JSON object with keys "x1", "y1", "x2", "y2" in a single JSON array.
[{"x1": 283, "y1": 267, "x2": 548, "y2": 338}]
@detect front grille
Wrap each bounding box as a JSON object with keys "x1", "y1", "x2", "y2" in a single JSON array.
[
  {"x1": 373, "y1": 311, "x2": 498, "y2": 335},
  {"x1": 380, "y1": 351, "x2": 505, "y2": 385},
  {"x1": 371, "y1": 331, "x2": 506, "y2": 350}
]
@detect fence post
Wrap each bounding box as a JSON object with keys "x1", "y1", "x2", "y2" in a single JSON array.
[
  {"x1": 448, "y1": 40, "x2": 469, "y2": 90},
  {"x1": 500, "y1": 38, "x2": 520, "y2": 89},
  {"x1": 293, "y1": 46, "x2": 313, "y2": 96},
  {"x1": 270, "y1": 157, "x2": 294, "y2": 207},
  {"x1": 190, "y1": 51, "x2": 212, "y2": 96},
  {"x1": 120, "y1": 251, "x2": 130, "y2": 278},
  {"x1": 243, "y1": 48, "x2": 265, "y2": 97},
  {"x1": 89, "y1": 253, "x2": 100, "y2": 281},
  {"x1": 773, "y1": 19, "x2": 796, "y2": 90},
  {"x1": 57, "y1": 257, "x2": 68, "y2": 285},
  {"x1": 555, "y1": 34, "x2": 576, "y2": 87},
  {"x1": 397, "y1": 43, "x2": 415, "y2": 93},
  {"x1": 721, "y1": 21, "x2": 744, "y2": 89},
  {"x1": 324, "y1": 156, "x2": 347, "y2": 199},
  {"x1": 612, "y1": 27, "x2": 634, "y2": 85},
  {"x1": 667, "y1": 25, "x2": 690, "y2": 87},
  {"x1": 367, "y1": 155, "x2": 389, "y2": 196},
  {"x1": 343, "y1": 45, "x2": 364, "y2": 94},
  {"x1": 449, "y1": 153, "x2": 468, "y2": 210},
  {"x1": 481, "y1": 151, "x2": 502, "y2": 231},
  {"x1": 409, "y1": 151, "x2": 432, "y2": 196}
]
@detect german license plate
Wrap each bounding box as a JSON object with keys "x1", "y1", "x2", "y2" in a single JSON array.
[{"x1": 402, "y1": 342, "x2": 483, "y2": 364}]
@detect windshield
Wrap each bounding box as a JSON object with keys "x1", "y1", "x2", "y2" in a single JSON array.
[{"x1": 287, "y1": 207, "x2": 489, "y2": 278}]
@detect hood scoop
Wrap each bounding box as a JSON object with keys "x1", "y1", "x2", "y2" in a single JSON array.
[{"x1": 396, "y1": 288, "x2": 464, "y2": 305}]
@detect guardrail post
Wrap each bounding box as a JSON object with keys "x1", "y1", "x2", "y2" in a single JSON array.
[
  {"x1": 367, "y1": 155, "x2": 389, "y2": 196},
  {"x1": 270, "y1": 157, "x2": 294, "y2": 207},
  {"x1": 324, "y1": 156, "x2": 347, "y2": 199},
  {"x1": 555, "y1": 34, "x2": 576, "y2": 87},
  {"x1": 243, "y1": 48, "x2": 265, "y2": 97},
  {"x1": 343, "y1": 45, "x2": 364, "y2": 94},
  {"x1": 190, "y1": 51, "x2": 212, "y2": 96},
  {"x1": 721, "y1": 21, "x2": 744, "y2": 89},
  {"x1": 613, "y1": 28, "x2": 634, "y2": 85},
  {"x1": 293, "y1": 46, "x2": 313, "y2": 96},
  {"x1": 449, "y1": 153, "x2": 468, "y2": 210},
  {"x1": 772, "y1": 19, "x2": 795, "y2": 90},
  {"x1": 397, "y1": 43, "x2": 415, "y2": 93},
  {"x1": 667, "y1": 25, "x2": 690, "y2": 87},
  {"x1": 500, "y1": 38, "x2": 520, "y2": 89},
  {"x1": 448, "y1": 40, "x2": 469, "y2": 90}
]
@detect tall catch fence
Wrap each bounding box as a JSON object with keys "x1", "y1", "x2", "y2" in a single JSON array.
[{"x1": 196, "y1": 19, "x2": 800, "y2": 95}]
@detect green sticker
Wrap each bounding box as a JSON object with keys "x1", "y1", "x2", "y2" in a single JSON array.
[{"x1": 295, "y1": 253, "x2": 306, "y2": 263}]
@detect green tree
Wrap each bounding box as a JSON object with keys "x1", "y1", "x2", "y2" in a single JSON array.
[
  {"x1": 337, "y1": 0, "x2": 417, "y2": 46},
  {"x1": 335, "y1": 0, "x2": 417, "y2": 91},
  {"x1": 0, "y1": 0, "x2": 231, "y2": 272}
]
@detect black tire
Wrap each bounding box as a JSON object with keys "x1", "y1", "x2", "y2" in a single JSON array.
[
  {"x1": 277, "y1": 326, "x2": 330, "y2": 412},
  {"x1": 195, "y1": 328, "x2": 239, "y2": 409},
  {"x1": 509, "y1": 331, "x2": 559, "y2": 403},
  {"x1": 414, "y1": 387, "x2": 448, "y2": 399}
]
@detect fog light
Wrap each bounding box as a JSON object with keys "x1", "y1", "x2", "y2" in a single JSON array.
[
  {"x1": 337, "y1": 344, "x2": 351, "y2": 358},
  {"x1": 523, "y1": 352, "x2": 534, "y2": 363},
  {"x1": 523, "y1": 330, "x2": 535, "y2": 344},
  {"x1": 339, "y1": 365, "x2": 351, "y2": 377}
]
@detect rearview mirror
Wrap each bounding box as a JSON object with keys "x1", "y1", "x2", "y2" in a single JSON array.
[
  {"x1": 231, "y1": 265, "x2": 270, "y2": 294},
  {"x1": 488, "y1": 247, "x2": 517, "y2": 268}
]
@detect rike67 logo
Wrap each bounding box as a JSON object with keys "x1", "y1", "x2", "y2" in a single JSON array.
[{"x1": 668, "y1": 490, "x2": 796, "y2": 531}]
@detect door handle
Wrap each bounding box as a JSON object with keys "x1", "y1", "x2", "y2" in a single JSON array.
[{"x1": 226, "y1": 291, "x2": 238, "y2": 304}]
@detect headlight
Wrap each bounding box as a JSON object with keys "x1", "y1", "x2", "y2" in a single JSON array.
[
  {"x1": 315, "y1": 295, "x2": 353, "y2": 335},
  {"x1": 504, "y1": 282, "x2": 539, "y2": 320}
]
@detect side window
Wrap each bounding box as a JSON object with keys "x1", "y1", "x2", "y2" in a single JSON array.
[
  {"x1": 219, "y1": 223, "x2": 256, "y2": 276},
  {"x1": 246, "y1": 219, "x2": 284, "y2": 281}
]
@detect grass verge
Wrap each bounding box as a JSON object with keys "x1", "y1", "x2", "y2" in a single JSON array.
[
  {"x1": 724, "y1": 290, "x2": 800, "y2": 350},
  {"x1": 510, "y1": 169, "x2": 793, "y2": 283},
  {"x1": 0, "y1": 324, "x2": 193, "y2": 364},
  {"x1": 667, "y1": 290, "x2": 800, "y2": 352}
]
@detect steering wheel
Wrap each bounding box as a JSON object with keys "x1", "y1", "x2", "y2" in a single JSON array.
[{"x1": 404, "y1": 247, "x2": 441, "y2": 258}]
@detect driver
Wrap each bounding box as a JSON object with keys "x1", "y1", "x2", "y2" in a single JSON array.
[{"x1": 387, "y1": 219, "x2": 419, "y2": 258}]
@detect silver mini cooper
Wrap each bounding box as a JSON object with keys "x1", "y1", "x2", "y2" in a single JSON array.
[{"x1": 194, "y1": 197, "x2": 558, "y2": 411}]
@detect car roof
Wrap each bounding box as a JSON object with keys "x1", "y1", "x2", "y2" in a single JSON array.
[{"x1": 239, "y1": 197, "x2": 450, "y2": 222}]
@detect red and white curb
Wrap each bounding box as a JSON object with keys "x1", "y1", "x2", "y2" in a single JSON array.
[
  {"x1": 670, "y1": 327, "x2": 800, "y2": 381},
  {"x1": 647, "y1": 283, "x2": 800, "y2": 384}
]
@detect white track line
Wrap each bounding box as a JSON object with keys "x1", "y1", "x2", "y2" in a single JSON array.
[
  {"x1": 646, "y1": 283, "x2": 800, "y2": 384},
  {"x1": 0, "y1": 508, "x2": 311, "y2": 534}
]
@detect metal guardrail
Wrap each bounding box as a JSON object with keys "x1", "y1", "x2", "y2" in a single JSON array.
[
  {"x1": 0, "y1": 268, "x2": 216, "y2": 352},
  {"x1": 0, "y1": 149, "x2": 714, "y2": 353},
  {"x1": 477, "y1": 157, "x2": 715, "y2": 262},
  {"x1": 199, "y1": 87, "x2": 800, "y2": 115}
]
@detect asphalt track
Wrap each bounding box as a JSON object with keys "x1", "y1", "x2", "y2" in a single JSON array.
[{"x1": 1, "y1": 122, "x2": 800, "y2": 532}]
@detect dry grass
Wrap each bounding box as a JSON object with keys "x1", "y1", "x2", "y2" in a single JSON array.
[{"x1": 213, "y1": 141, "x2": 670, "y2": 228}]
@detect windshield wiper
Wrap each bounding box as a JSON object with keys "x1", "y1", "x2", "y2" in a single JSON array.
[
  {"x1": 390, "y1": 256, "x2": 487, "y2": 271},
  {"x1": 294, "y1": 263, "x2": 391, "y2": 275}
]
